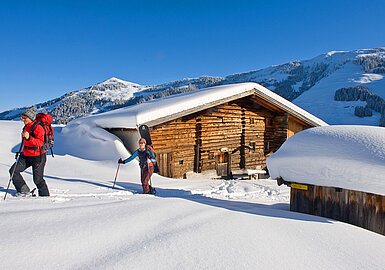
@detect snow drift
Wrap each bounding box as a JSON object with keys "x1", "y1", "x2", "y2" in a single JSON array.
[
  {"x1": 267, "y1": 125, "x2": 385, "y2": 196},
  {"x1": 58, "y1": 120, "x2": 130, "y2": 161}
]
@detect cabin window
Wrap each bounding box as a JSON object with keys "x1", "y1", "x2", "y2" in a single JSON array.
[
  {"x1": 179, "y1": 160, "x2": 184, "y2": 165},
  {"x1": 250, "y1": 118, "x2": 255, "y2": 125}
]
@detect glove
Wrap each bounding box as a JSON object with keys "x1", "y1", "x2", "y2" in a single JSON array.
[
  {"x1": 15, "y1": 151, "x2": 23, "y2": 159},
  {"x1": 118, "y1": 158, "x2": 125, "y2": 164}
]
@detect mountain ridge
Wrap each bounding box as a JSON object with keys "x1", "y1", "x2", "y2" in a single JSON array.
[{"x1": 1, "y1": 47, "x2": 384, "y2": 125}]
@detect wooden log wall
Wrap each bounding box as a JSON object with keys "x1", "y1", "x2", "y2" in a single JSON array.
[
  {"x1": 150, "y1": 95, "x2": 291, "y2": 178},
  {"x1": 290, "y1": 185, "x2": 385, "y2": 235},
  {"x1": 150, "y1": 117, "x2": 197, "y2": 178},
  {"x1": 197, "y1": 97, "x2": 285, "y2": 171},
  {"x1": 287, "y1": 116, "x2": 310, "y2": 139},
  {"x1": 264, "y1": 114, "x2": 288, "y2": 157}
]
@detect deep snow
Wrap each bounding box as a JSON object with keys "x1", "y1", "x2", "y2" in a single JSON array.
[
  {"x1": 267, "y1": 126, "x2": 385, "y2": 196},
  {"x1": 0, "y1": 121, "x2": 384, "y2": 270}
]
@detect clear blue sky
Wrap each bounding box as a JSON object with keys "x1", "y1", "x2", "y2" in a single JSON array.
[{"x1": 0, "y1": 0, "x2": 384, "y2": 111}]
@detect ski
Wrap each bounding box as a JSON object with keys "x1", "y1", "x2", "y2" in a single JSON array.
[
  {"x1": 14, "y1": 188, "x2": 37, "y2": 198},
  {"x1": 30, "y1": 188, "x2": 37, "y2": 197}
]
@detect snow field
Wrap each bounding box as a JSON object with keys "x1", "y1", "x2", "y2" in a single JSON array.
[{"x1": 1, "y1": 121, "x2": 384, "y2": 269}]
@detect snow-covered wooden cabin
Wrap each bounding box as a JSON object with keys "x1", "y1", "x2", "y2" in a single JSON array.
[
  {"x1": 267, "y1": 126, "x2": 385, "y2": 235},
  {"x1": 86, "y1": 82, "x2": 327, "y2": 178}
]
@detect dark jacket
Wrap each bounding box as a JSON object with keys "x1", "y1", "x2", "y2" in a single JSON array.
[{"x1": 124, "y1": 146, "x2": 156, "y2": 169}]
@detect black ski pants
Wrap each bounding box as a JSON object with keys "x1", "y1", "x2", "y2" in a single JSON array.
[{"x1": 9, "y1": 153, "x2": 50, "y2": 196}]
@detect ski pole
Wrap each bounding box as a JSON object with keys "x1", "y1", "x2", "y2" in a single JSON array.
[
  {"x1": 112, "y1": 163, "x2": 121, "y2": 189},
  {"x1": 4, "y1": 138, "x2": 25, "y2": 200}
]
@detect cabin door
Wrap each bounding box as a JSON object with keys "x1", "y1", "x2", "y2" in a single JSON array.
[
  {"x1": 216, "y1": 152, "x2": 231, "y2": 177},
  {"x1": 194, "y1": 144, "x2": 202, "y2": 173},
  {"x1": 158, "y1": 152, "x2": 172, "y2": 178}
]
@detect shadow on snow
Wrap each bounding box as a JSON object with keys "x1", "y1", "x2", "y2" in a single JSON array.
[
  {"x1": 107, "y1": 179, "x2": 331, "y2": 224},
  {"x1": 1, "y1": 170, "x2": 331, "y2": 224}
]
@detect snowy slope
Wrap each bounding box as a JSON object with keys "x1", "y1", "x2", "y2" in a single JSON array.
[
  {"x1": 0, "y1": 120, "x2": 384, "y2": 270},
  {"x1": 227, "y1": 48, "x2": 385, "y2": 126},
  {"x1": 293, "y1": 58, "x2": 385, "y2": 125},
  {"x1": 85, "y1": 77, "x2": 142, "y2": 101}
]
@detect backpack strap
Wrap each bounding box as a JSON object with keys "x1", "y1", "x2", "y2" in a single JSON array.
[
  {"x1": 24, "y1": 145, "x2": 39, "y2": 151},
  {"x1": 29, "y1": 121, "x2": 43, "y2": 139},
  {"x1": 146, "y1": 146, "x2": 156, "y2": 159},
  {"x1": 28, "y1": 121, "x2": 46, "y2": 154}
]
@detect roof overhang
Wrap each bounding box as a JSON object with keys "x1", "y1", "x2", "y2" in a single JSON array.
[{"x1": 252, "y1": 88, "x2": 327, "y2": 127}]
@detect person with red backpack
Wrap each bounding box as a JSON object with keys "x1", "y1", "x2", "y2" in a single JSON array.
[
  {"x1": 9, "y1": 109, "x2": 50, "y2": 196},
  {"x1": 118, "y1": 138, "x2": 156, "y2": 194}
]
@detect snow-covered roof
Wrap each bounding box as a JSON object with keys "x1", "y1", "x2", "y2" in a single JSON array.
[
  {"x1": 71, "y1": 82, "x2": 327, "y2": 129},
  {"x1": 267, "y1": 125, "x2": 385, "y2": 196}
]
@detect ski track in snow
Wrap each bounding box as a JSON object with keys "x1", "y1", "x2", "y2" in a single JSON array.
[{"x1": 192, "y1": 179, "x2": 289, "y2": 203}]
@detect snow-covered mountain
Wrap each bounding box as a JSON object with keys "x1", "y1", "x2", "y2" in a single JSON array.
[
  {"x1": 0, "y1": 77, "x2": 144, "y2": 124},
  {"x1": 1, "y1": 47, "x2": 384, "y2": 125}
]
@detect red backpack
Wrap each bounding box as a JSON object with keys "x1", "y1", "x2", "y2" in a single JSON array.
[{"x1": 30, "y1": 113, "x2": 54, "y2": 156}]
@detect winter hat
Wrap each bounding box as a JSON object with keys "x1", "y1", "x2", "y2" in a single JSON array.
[
  {"x1": 21, "y1": 108, "x2": 36, "y2": 121},
  {"x1": 139, "y1": 138, "x2": 146, "y2": 144}
]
